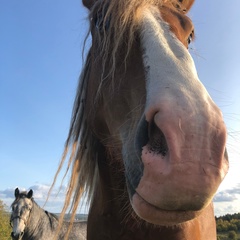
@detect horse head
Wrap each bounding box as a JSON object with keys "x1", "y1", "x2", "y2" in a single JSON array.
[
  {"x1": 10, "y1": 188, "x2": 33, "y2": 240},
  {"x1": 54, "y1": 0, "x2": 229, "y2": 238}
]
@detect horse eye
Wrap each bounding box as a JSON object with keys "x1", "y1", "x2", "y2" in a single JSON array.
[
  {"x1": 23, "y1": 205, "x2": 29, "y2": 211},
  {"x1": 187, "y1": 31, "x2": 194, "y2": 45}
]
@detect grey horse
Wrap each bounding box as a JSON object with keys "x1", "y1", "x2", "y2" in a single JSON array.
[{"x1": 10, "y1": 188, "x2": 86, "y2": 240}]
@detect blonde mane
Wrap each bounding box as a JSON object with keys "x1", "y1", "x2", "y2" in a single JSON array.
[
  {"x1": 50, "y1": 0, "x2": 186, "y2": 238},
  {"x1": 90, "y1": 0, "x2": 181, "y2": 82}
]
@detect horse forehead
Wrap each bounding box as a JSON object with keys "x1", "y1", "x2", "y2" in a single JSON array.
[{"x1": 15, "y1": 197, "x2": 32, "y2": 208}]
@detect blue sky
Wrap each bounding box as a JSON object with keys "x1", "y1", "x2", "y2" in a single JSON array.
[{"x1": 0, "y1": 1, "x2": 239, "y2": 216}]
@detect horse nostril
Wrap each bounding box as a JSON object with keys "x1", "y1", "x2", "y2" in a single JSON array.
[
  {"x1": 148, "y1": 120, "x2": 168, "y2": 156},
  {"x1": 10, "y1": 231, "x2": 24, "y2": 240},
  {"x1": 11, "y1": 232, "x2": 18, "y2": 240},
  {"x1": 135, "y1": 116, "x2": 168, "y2": 157}
]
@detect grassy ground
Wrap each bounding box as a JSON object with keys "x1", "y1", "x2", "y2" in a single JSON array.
[{"x1": 217, "y1": 231, "x2": 240, "y2": 240}]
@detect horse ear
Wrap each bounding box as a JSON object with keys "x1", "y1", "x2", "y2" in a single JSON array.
[
  {"x1": 179, "y1": 0, "x2": 195, "y2": 13},
  {"x1": 27, "y1": 189, "x2": 33, "y2": 198},
  {"x1": 14, "y1": 188, "x2": 19, "y2": 198},
  {"x1": 82, "y1": 0, "x2": 96, "y2": 10}
]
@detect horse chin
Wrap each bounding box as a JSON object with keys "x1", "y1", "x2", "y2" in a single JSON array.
[{"x1": 131, "y1": 193, "x2": 203, "y2": 226}]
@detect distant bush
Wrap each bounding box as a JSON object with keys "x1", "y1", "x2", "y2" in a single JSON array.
[
  {"x1": 0, "y1": 199, "x2": 11, "y2": 240},
  {"x1": 228, "y1": 230, "x2": 238, "y2": 240}
]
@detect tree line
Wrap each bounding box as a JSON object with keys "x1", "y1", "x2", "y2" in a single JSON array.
[{"x1": 216, "y1": 213, "x2": 240, "y2": 233}]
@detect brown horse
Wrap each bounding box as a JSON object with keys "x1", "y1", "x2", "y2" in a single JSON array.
[{"x1": 52, "y1": 0, "x2": 229, "y2": 239}]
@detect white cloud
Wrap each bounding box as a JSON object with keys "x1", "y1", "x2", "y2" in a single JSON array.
[
  {"x1": 214, "y1": 183, "x2": 240, "y2": 202},
  {"x1": 213, "y1": 183, "x2": 240, "y2": 216},
  {"x1": 214, "y1": 202, "x2": 240, "y2": 217},
  {"x1": 214, "y1": 192, "x2": 238, "y2": 202}
]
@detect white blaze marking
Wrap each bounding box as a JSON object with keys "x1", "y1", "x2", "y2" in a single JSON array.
[{"x1": 139, "y1": 7, "x2": 207, "y2": 121}]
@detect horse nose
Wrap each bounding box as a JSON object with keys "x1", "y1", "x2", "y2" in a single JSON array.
[
  {"x1": 133, "y1": 101, "x2": 229, "y2": 211},
  {"x1": 11, "y1": 231, "x2": 24, "y2": 240},
  {"x1": 150, "y1": 100, "x2": 228, "y2": 166}
]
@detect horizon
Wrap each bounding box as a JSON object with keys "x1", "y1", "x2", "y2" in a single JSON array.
[{"x1": 1, "y1": 183, "x2": 240, "y2": 217}]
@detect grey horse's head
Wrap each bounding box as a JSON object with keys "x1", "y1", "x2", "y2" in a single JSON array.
[{"x1": 10, "y1": 188, "x2": 33, "y2": 240}]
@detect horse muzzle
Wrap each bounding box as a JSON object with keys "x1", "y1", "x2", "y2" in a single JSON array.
[
  {"x1": 124, "y1": 95, "x2": 229, "y2": 225},
  {"x1": 11, "y1": 231, "x2": 24, "y2": 240}
]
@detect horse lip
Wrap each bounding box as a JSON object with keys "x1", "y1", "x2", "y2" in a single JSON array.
[
  {"x1": 132, "y1": 192, "x2": 203, "y2": 226},
  {"x1": 135, "y1": 191, "x2": 203, "y2": 212}
]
